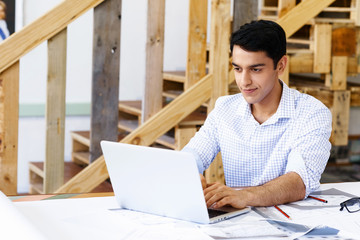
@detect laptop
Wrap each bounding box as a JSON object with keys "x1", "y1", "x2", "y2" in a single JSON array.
[{"x1": 100, "y1": 141, "x2": 251, "y2": 224}]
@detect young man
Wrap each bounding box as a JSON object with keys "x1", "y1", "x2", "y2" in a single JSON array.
[{"x1": 182, "y1": 20, "x2": 332, "y2": 209}]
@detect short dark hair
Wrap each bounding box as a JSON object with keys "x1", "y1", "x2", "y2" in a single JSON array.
[{"x1": 230, "y1": 20, "x2": 286, "y2": 69}]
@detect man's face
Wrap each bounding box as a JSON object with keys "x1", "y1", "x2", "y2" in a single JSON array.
[{"x1": 232, "y1": 45, "x2": 284, "y2": 106}]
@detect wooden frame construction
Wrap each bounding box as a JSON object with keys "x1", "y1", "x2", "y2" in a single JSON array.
[{"x1": 1, "y1": 0, "x2": 359, "y2": 194}]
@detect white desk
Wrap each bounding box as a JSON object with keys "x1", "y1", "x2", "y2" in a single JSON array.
[{"x1": 2, "y1": 182, "x2": 360, "y2": 240}]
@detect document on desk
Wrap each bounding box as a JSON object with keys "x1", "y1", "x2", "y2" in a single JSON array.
[
  {"x1": 0, "y1": 191, "x2": 46, "y2": 240},
  {"x1": 254, "y1": 188, "x2": 360, "y2": 239}
]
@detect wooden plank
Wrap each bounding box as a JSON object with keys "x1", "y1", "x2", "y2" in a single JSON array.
[
  {"x1": 313, "y1": 24, "x2": 332, "y2": 73},
  {"x1": 90, "y1": 0, "x2": 121, "y2": 163},
  {"x1": 175, "y1": 126, "x2": 197, "y2": 150},
  {"x1": 0, "y1": 61, "x2": 19, "y2": 195},
  {"x1": 276, "y1": 0, "x2": 335, "y2": 38},
  {"x1": 142, "y1": 0, "x2": 165, "y2": 122},
  {"x1": 185, "y1": 0, "x2": 207, "y2": 90},
  {"x1": 331, "y1": 56, "x2": 348, "y2": 90},
  {"x1": 162, "y1": 71, "x2": 186, "y2": 83},
  {"x1": 331, "y1": 91, "x2": 350, "y2": 146},
  {"x1": 279, "y1": 55, "x2": 290, "y2": 85},
  {"x1": 55, "y1": 74, "x2": 213, "y2": 193},
  {"x1": 350, "y1": 0, "x2": 360, "y2": 26},
  {"x1": 232, "y1": 0, "x2": 258, "y2": 32},
  {"x1": 289, "y1": 53, "x2": 314, "y2": 73},
  {"x1": 332, "y1": 27, "x2": 356, "y2": 57},
  {"x1": 278, "y1": 0, "x2": 296, "y2": 18},
  {"x1": 206, "y1": 0, "x2": 231, "y2": 184},
  {"x1": 0, "y1": 0, "x2": 104, "y2": 74},
  {"x1": 44, "y1": 28, "x2": 67, "y2": 193}
]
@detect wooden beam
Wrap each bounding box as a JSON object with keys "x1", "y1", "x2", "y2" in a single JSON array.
[
  {"x1": 331, "y1": 56, "x2": 348, "y2": 90},
  {"x1": 206, "y1": 0, "x2": 231, "y2": 184},
  {"x1": 142, "y1": 0, "x2": 165, "y2": 122},
  {"x1": 44, "y1": 28, "x2": 67, "y2": 193},
  {"x1": 280, "y1": 55, "x2": 290, "y2": 85},
  {"x1": 278, "y1": 0, "x2": 296, "y2": 18},
  {"x1": 313, "y1": 24, "x2": 332, "y2": 73},
  {"x1": 90, "y1": 0, "x2": 121, "y2": 163},
  {"x1": 55, "y1": 74, "x2": 213, "y2": 193},
  {"x1": 175, "y1": 126, "x2": 197, "y2": 150},
  {"x1": 0, "y1": 61, "x2": 19, "y2": 195},
  {"x1": 0, "y1": 0, "x2": 104, "y2": 74},
  {"x1": 185, "y1": 0, "x2": 207, "y2": 90},
  {"x1": 276, "y1": 0, "x2": 336, "y2": 38},
  {"x1": 232, "y1": 0, "x2": 258, "y2": 32},
  {"x1": 289, "y1": 53, "x2": 314, "y2": 73},
  {"x1": 331, "y1": 91, "x2": 350, "y2": 146},
  {"x1": 351, "y1": 0, "x2": 360, "y2": 26}
]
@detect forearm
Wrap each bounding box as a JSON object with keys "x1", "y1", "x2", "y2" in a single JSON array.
[
  {"x1": 241, "y1": 172, "x2": 306, "y2": 207},
  {"x1": 204, "y1": 172, "x2": 306, "y2": 209}
]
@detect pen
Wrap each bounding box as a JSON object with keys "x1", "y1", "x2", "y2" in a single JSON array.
[
  {"x1": 274, "y1": 205, "x2": 291, "y2": 220},
  {"x1": 308, "y1": 195, "x2": 328, "y2": 203}
]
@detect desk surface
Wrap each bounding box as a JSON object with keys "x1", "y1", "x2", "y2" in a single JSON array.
[
  {"x1": 5, "y1": 182, "x2": 360, "y2": 240},
  {"x1": 9, "y1": 192, "x2": 114, "y2": 202}
]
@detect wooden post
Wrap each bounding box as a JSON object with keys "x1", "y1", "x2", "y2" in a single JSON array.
[
  {"x1": 280, "y1": 55, "x2": 290, "y2": 86},
  {"x1": 175, "y1": 126, "x2": 197, "y2": 150},
  {"x1": 232, "y1": 0, "x2": 258, "y2": 32},
  {"x1": 185, "y1": 0, "x2": 207, "y2": 90},
  {"x1": 44, "y1": 28, "x2": 67, "y2": 193},
  {"x1": 205, "y1": 0, "x2": 231, "y2": 184},
  {"x1": 0, "y1": 61, "x2": 19, "y2": 195},
  {"x1": 351, "y1": 0, "x2": 360, "y2": 26},
  {"x1": 313, "y1": 24, "x2": 332, "y2": 73},
  {"x1": 90, "y1": 0, "x2": 121, "y2": 163},
  {"x1": 331, "y1": 56, "x2": 348, "y2": 90},
  {"x1": 142, "y1": 0, "x2": 165, "y2": 122},
  {"x1": 331, "y1": 91, "x2": 350, "y2": 146}
]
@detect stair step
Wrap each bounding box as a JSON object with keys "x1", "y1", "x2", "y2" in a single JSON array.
[
  {"x1": 72, "y1": 151, "x2": 90, "y2": 165},
  {"x1": 118, "y1": 100, "x2": 142, "y2": 116},
  {"x1": 29, "y1": 162, "x2": 113, "y2": 194},
  {"x1": 70, "y1": 131, "x2": 90, "y2": 147},
  {"x1": 163, "y1": 71, "x2": 186, "y2": 83},
  {"x1": 118, "y1": 119, "x2": 176, "y2": 149}
]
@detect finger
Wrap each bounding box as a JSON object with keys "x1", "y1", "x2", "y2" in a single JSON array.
[{"x1": 206, "y1": 190, "x2": 228, "y2": 208}]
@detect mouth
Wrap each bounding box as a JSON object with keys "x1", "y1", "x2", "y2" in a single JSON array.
[{"x1": 241, "y1": 88, "x2": 257, "y2": 94}]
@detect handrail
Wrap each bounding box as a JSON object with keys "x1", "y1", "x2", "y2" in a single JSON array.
[{"x1": 0, "y1": 0, "x2": 104, "y2": 74}]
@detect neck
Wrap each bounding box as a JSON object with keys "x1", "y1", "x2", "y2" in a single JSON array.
[{"x1": 251, "y1": 80, "x2": 283, "y2": 124}]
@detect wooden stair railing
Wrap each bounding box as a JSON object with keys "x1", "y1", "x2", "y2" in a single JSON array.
[
  {"x1": 0, "y1": 0, "x2": 106, "y2": 195},
  {"x1": 55, "y1": 0, "x2": 337, "y2": 193},
  {"x1": 56, "y1": 73, "x2": 214, "y2": 193}
]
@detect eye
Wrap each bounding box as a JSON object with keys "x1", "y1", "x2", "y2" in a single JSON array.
[
  {"x1": 252, "y1": 68, "x2": 261, "y2": 72},
  {"x1": 233, "y1": 67, "x2": 242, "y2": 72}
]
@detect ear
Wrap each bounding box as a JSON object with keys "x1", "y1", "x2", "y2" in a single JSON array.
[{"x1": 277, "y1": 55, "x2": 288, "y2": 75}]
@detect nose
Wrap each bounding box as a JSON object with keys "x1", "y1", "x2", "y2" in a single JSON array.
[{"x1": 235, "y1": 70, "x2": 251, "y2": 89}]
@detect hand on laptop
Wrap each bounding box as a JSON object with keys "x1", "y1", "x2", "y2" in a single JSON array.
[{"x1": 203, "y1": 182, "x2": 248, "y2": 209}]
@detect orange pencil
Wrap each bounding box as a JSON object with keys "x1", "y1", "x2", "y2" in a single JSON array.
[
  {"x1": 308, "y1": 195, "x2": 328, "y2": 203},
  {"x1": 274, "y1": 205, "x2": 291, "y2": 220}
]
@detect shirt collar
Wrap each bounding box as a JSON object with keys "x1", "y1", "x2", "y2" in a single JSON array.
[{"x1": 236, "y1": 80, "x2": 296, "y2": 123}]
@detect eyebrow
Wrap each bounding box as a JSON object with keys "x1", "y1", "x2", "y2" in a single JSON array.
[{"x1": 232, "y1": 62, "x2": 266, "y2": 68}]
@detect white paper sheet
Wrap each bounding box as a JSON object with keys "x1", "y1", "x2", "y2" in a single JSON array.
[{"x1": 0, "y1": 191, "x2": 46, "y2": 240}]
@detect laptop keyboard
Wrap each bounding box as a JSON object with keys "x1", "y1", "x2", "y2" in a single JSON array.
[{"x1": 207, "y1": 208, "x2": 228, "y2": 218}]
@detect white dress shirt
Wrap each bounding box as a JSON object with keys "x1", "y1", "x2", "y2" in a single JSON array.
[{"x1": 183, "y1": 81, "x2": 332, "y2": 196}]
